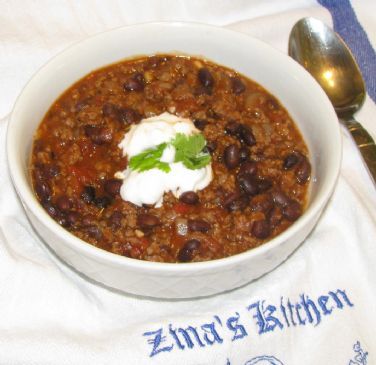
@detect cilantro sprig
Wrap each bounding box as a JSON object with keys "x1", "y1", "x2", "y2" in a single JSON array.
[
  {"x1": 128, "y1": 133, "x2": 211, "y2": 173},
  {"x1": 172, "y1": 133, "x2": 211, "y2": 170},
  {"x1": 129, "y1": 142, "x2": 171, "y2": 173}
]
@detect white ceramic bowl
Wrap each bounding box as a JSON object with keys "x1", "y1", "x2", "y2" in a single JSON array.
[{"x1": 7, "y1": 22, "x2": 341, "y2": 299}]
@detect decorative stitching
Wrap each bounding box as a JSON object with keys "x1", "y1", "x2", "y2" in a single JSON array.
[
  {"x1": 244, "y1": 355, "x2": 284, "y2": 365},
  {"x1": 226, "y1": 312, "x2": 248, "y2": 341},
  {"x1": 142, "y1": 328, "x2": 173, "y2": 357},
  {"x1": 142, "y1": 288, "x2": 355, "y2": 359},
  {"x1": 349, "y1": 341, "x2": 368, "y2": 365}
]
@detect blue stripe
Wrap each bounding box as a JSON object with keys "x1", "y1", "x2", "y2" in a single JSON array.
[{"x1": 318, "y1": 0, "x2": 376, "y2": 103}]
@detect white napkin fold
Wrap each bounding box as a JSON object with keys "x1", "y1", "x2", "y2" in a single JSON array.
[{"x1": 1, "y1": 1, "x2": 375, "y2": 364}]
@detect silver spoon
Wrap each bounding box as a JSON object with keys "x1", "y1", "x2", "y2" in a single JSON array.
[{"x1": 288, "y1": 17, "x2": 376, "y2": 185}]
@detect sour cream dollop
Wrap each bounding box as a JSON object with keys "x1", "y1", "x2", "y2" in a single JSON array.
[{"x1": 116, "y1": 112, "x2": 213, "y2": 207}]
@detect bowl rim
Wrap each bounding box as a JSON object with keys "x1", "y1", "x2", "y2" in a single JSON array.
[{"x1": 6, "y1": 21, "x2": 342, "y2": 274}]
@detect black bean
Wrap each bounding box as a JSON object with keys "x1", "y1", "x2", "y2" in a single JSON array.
[
  {"x1": 103, "y1": 102, "x2": 141, "y2": 124},
  {"x1": 206, "y1": 108, "x2": 220, "y2": 119},
  {"x1": 86, "y1": 225, "x2": 102, "y2": 240},
  {"x1": 56, "y1": 196, "x2": 72, "y2": 212},
  {"x1": 198, "y1": 68, "x2": 214, "y2": 88},
  {"x1": 268, "y1": 206, "x2": 283, "y2": 228},
  {"x1": 102, "y1": 103, "x2": 117, "y2": 117},
  {"x1": 225, "y1": 121, "x2": 241, "y2": 136},
  {"x1": 238, "y1": 124, "x2": 256, "y2": 146},
  {"x1": 231, "y1": 77, "x2": 246, "y2": 94},
  {"x1": 224, "y1": 144, "x2": 240, "y2": 169},
  {"x1": 295, "y1": 159, "x2": 311, "y2": 184},
  {"x1": 222, "y1": 192, "x2": 249, "y2": 211},
  {"x1": 184, "y1": 239, "x2": 200, "y2": 250},
  {"x1": 222, "y1": 191, "x2": 238, "y2": 208},
  {"x1": 257, "y1": 178, "x2": 272, "y2": 193},
  {"x1": 266, "y1": 97, "x2": 280, "y2": 110},
  {"x1": 104, "y1": 179, "x2": 122, "y2": 196},
  {"x1": 239, "y1": 161, "x2": 257, "y2": 176},
  {"x1": 205, "y1": 140, "x2": 217, "y2": 154},
  {"x1": 66, "y1": 211, "x2": 80, "y2": 227},
  {"x1": 225, "y1": 122, "x2": 256, "y2": 146},
  {"x1": 239, "y1": 147, "x2": 250, "y2": 162},
  {"x1": 237, "y1": 173, "x2": 259, "y2": 196},
  {"x1": 35, "y1": 181, "x2": 51, "y2": 202},
  {"x1": 188, "y1": 219, "x2": 211, "y2": 233},
  {"x1": 179, "y1": 191, "x2": 199, "y2": 205},
  {"x1": 283, "y1": 153, "x2": 300, "y2": 170},
  {"x1": 36, "y1": 163, "x2": 60, "y2": 180},
  {"x1": 177, "y1": 239, "x2": 201, "y2": 262},
  {"x1": 48, "y1": 164, "x2": 60, "y2": 177},
  {"x1": 81, "y1": 186, "x2": 96, "y2": 203},
  {"x1": 42, "y1": 202, "x2": 59, "y2": 218},
  {"x1": 84, "y1": 125, "x2": 113, "y2": 145},
  {"x1": 282, "y1": 200, "x2": 302, "y2": 221},
  {"x1": 251, "y1": 219, "x2": 271, "y2": 239},
  {"x1": 117, "y1": 107, "x2": 141, "y2": 125},
  {"x1": 93, "y1": 196, "x2": 112, "y2": 209},
  {"x1": 109, "y1": 211, "x2": 123, "y2": 229},
  {"x1": 137, "y1": 213, "x2": 160, "y2": 229},
  {"x1": 193, "y1": 119, "x2": 208, "y2": 131},
  {"x1": 84, "y1": 125, "x2": 97, "y2": 137},
  {"x1": 271, "y1": 190, "x2": 291, "y2": 207},
  {"x1": 123, "y1": 72, "x2": 145, "y2": 92}
]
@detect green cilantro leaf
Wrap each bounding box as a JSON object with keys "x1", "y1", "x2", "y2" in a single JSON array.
[
  {"x1": 128, "y1": 142, "x2": 171, "y2": 173},
  {"x1": 172, "y1": 133, "x2": 211, "y2": 170},
  {"x1": 128, "y1": 132, "x2": 211, "y2": 173}
]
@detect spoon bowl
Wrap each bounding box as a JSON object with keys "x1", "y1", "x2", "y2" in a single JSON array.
[{"x1": 289, "y1": 17, "x2": 376, "y2": 184}]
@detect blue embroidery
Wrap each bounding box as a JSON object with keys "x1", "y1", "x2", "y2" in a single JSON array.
[
  {"x1": 295, "y1": 304, "x2": 306, "y2": 325},
  {"x1": 215, "y1": 315, "x2": 223, "y2": 326},
  {"x1": 318, "y1": 295, "x2": 333, "y2": 315},
  {"x1": 142, "y1": 288, "x2": 354, "y2": 358},
  {"x1": 286, "y1": 299, "x2": 296, "y2": 326},
  {"x1": 328, "y1": 289, "x2": 354, "y2": 309},
  {"x1": 169, "y1": 324, "x2": 185, "y2": 349},
  {"x1": 169, "y1": 324, "x2": 206, "y2": 350},
  {"x1": 349, "y1": 341, "x2": 368, "y2": 365},
  {"x1": 280, "y1": 297, "x2": 290, "y2": 327},
  {"x1": 201, "y1": 321, "x2": 223, "y2": 345},
  {"x1": 244, "y1": 355, "x2": 284, "y2": 365},
  {"x1": 226, "y1": 355, "x2": 284, "y2": 365},
  {"x1": 142, "y1": 328, "x2": 173, "y2": 357},
  {"x1": 248, "y1": 301, "x2": 283, "y2": 334},
  {"x1": 183, "y1": 326, "x2": 206, "y2": 348},
  {"x1": 226, "y1": 312, "x2": 248, "y2": 341},
  {"x1": 300, "y1": 294, "x2": 321, "y2": 326}
]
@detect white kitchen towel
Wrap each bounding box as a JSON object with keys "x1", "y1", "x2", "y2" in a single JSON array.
[{"x1": 0, "y1": 1, "x2": 375, "y2": 364}]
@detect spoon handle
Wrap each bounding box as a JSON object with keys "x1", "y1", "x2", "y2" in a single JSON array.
[{"x1": 344, "y1": 117, "x2": 376, "y2": 185}]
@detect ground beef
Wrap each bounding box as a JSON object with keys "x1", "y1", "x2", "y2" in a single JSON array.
[{"x1": 31, "y1": 55, "x2": 311, "y2": 263}]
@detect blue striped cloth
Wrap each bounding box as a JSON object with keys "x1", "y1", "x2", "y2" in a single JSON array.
[{"x1": 318, "y1": 0, "x2": 376, "y2": 103}]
